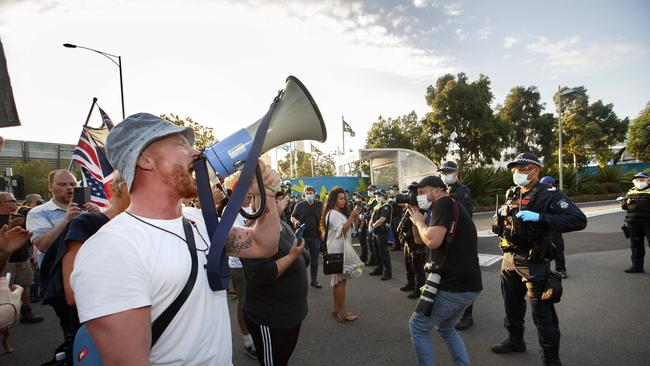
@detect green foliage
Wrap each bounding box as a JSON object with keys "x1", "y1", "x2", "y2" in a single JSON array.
[
  {"x1": 593, "y1": 166, "x2": 634, "y2": 185},
  {"x1": 11, "y1": 160, "x2": 51, "y2": 198},
  {"x1": 160, "y1": 113, "x2": 217, "y2": 151},
  {"x1": 462, "y1": 167, "x2": 511, "y2": 206},
  {"x1": 423, "y1": 73, "x2": 506, "y2": 172},
  {"x1": 277, "y1": 150, "x2": 336, "y2": 178},
  {"x1": 626, "y1": 102, "x2": 650, "y2": 161},
  {"x1": 497, "y1": 86, "x2": 556, "y2": 161}
]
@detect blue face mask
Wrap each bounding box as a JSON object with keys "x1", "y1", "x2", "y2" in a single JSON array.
[
  {"x1": 305, "y1": 194, "x2": 315, "y2": 202},
  {"x1": 368, "y1": 191, "x2": 375, "y2": 198}
]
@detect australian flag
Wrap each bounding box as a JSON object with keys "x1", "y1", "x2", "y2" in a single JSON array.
[{"x1": 71, "y1": 107, "x2": 115, "y2": 207}]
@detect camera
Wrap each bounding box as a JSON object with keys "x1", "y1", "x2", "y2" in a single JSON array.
[
  {"x1": 414, "y1": 261, "x2": 444, "y2": 316},
  {"x1": 395, "y1": 187, "x2": 418, "y2": 205}
]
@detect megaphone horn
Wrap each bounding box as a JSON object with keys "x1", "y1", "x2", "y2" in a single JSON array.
[{"x1": 204, "y1": 76, "x2": 327, "y2": 178}]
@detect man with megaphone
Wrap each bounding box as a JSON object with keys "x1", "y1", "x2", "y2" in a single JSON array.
[{"x1": 70, "y1": 114, "x2": 283, "y2": 365}]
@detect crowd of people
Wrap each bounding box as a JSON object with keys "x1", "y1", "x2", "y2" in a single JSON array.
[{"x1": 0, "y1": 114, "x2": 648, "y2": 366}]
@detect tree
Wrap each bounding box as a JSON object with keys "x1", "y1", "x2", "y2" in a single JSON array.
[
  {"x1": 11, "y1": 160, "x2": 51, "y2": 198},
  {"x1": 627, "y1": 102, "x2": 650, "y2": 161},
  {"x1": 277, "y1": 150, "x2": 312, "y2": 178},
  {"x1": 160, "y1": 113, "x2": 217, "y2": 151},
  {"x1": 365, "y1": 111, "x2": 434, "y2": 160},
  {"x1": 422, "y1": 73, "x2": 506, "y2": 172},
  {"x1": 497, "y1": 86, "x2": 556, "y2": 160},
  {"x1": 554, "y1": 87, "x2": 629, "y2": 166}
]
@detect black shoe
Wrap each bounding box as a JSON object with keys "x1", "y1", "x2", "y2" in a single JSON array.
[
  {"x1": 366, "y1": 260, "x2": 378, "y2": 266},
  {"x1": 380, "y1": 275, "x2": 392, "y2": 281},
  {"x1": 244, "y1": 345, "x2": 257, "y2": 360},
  {"x1": 491, "y1": 338, "x2": 526, "y2": 354},
  {"x1": 556, "y1": 271, "x2": 568, "y2": 279},
  {"x1": 311, "y1": 281, "x2": 322, "y2": 288},
  {"x1": 20, "y1": 312, "x2": 44, "y2": 324},
  {"x1": 624, "y1": 267, "x2": 644, "y2": 273},
  {"x1": 407, "y1": 289, "x2": 421, "y2": 299},
  {"x1": 455, "y1": 315, "x2": 474, "y2": 330},
  {"x1": 369, "y1": 269, "x2": 382, "y2": 276},
  {"x1": 542, "y1": 350, "x2": 562, "y2": 366},
  {"x1": 400, "y1": 284, "x2": 415, "y2": 292}
]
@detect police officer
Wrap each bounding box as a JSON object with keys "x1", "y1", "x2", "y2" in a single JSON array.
[
  {"x1": 368, "y1": 189, "x2": 392, "y2": 280},
  {"x1": 353, "y1": 192, "x2": 370, "y2": 263},
  {"x1": 396, "y1": 182, "x2": 426, "y2": 299},
  {"x1": 389, "y1": 184, "x2": 403, "y2": 251},
  {"x1": 437, "y1": 161, "x2": 475, "y2": 330},
  {"x1": 540, "y1": 176, "x2": 568, "y2": 279},
  {"x1": 491, "y1": 152, "x2": 587, "y2": 366},
  {"x1": 621, "y1": 172, "x2": 650, "y2": 273},
  {"x1": 365, "y1": 185, "x2": 379, "y2": 266}
]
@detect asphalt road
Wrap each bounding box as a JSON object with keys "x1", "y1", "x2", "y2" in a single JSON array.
[{"x1": 4, "y1": 207, "x2": 649, "y2": 366}]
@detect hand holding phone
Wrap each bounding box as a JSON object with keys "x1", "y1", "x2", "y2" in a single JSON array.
[
  {"x1": 295, "y1": 224, "x2": 306, "y2": 242},
  {"x1": 73, "y1": 187, "x2": 91, "y2": 207}
]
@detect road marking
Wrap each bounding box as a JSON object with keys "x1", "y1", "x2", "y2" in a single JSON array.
[{"x1": 478, "y1": 253, "x2": 502, "y2": 267}]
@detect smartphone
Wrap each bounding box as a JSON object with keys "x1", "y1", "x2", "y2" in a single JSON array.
[
  {"x1": 73, "y1": 186, "x2": 91, "y2": 207},
  {"x1": 295, "y1": 224, "x2": 306, "y2": 242}
]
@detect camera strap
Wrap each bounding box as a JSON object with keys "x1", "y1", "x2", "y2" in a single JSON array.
[{"x1": 196, "y1": 91, "x2": 282, "y2": 292}]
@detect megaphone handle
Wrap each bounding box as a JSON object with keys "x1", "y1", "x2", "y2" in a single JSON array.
[{"x1": 239, "y1": 166, "x2": 267, "y2": 220}]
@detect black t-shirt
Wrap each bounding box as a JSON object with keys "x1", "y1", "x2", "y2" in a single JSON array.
[
  {"x1": 40, "y1": 212, "x2": 110, "y2": 305},
  {"x1": 291, "y1": 200, "x2": 323, "y2": 239},
  {"x1": 242, "y1": 222, "x2": 309, "y2": 328},
  {"x1": 370, "y1": 203, "x2": 391, "y2": 234},
  {"x1": 428, "y1": 197, "x2": 482, "y2": 292}
]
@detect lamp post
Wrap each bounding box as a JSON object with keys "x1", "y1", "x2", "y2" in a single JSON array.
[
  {"x1": 63, "y1": 43, "x2": 125, "y2": 119},
  {"x1": 557, "y1": 86, "x2": 578, "y2": 191}
]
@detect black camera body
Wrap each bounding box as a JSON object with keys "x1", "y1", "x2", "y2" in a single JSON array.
[
  {"x1": 493, "y1": 204, "x2": 526, "y2": 252},
  {"x1": 395, "y1": 187, "x2": 418, "y2": 205}
]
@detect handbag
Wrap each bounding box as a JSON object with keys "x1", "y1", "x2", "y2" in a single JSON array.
[{"x1": 322, "y1": 211, "x2": 344, "y2": 275}]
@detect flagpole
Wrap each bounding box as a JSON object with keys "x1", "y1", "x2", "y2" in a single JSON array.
[
  {"x1": 69, "y1": 98, "x2": 99, "y2": 171},
  {"x1": 341, "y1": 116, "x2": 345, "y2": 156},
  {"x1": 310, "y1": 144, "x2": 314, "y2": 177}
]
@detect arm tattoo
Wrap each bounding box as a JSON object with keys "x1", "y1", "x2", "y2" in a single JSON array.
[{"x1": 225, "y1": 230, "x2": 253, "y2": 254}]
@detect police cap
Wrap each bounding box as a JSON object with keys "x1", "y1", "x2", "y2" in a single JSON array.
[
  {"x1": 633, "y1": 172, "x2": 648, "y2": 179},
  {"x1": 437, "y1": 161, "x2": 458, "y2": 173},
  {"x1": 507, "y1": 152, "x2": 542, "y2": 169},
  {"x1": 540, "y1": 176, "x2": 555, "y2": 185}
]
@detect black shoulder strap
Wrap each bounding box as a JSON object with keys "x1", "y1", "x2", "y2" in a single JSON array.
[
  {"x1": 151, "y1": 218, "x2": 198, "y2": 347},
  {"x1": 445, "y1": 197, "x2": 460, "y2": 245},
  {"x1": 322, "y1": 210, "x2": 331, "y2": 254}
]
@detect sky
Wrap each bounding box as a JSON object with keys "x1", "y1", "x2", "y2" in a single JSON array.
[{"x1": 0, "y1": 0, "x2": 648, "y2": 161}]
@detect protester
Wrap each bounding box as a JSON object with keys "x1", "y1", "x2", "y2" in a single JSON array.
[
  {"x1": 322, "y1": 187, "x2": 362, "y2": 322},
  {"x1": 621, "y1": 172, "x2": 650, "y2": 273},
  {"x1": 241, "y1": 191, "x2": 310, "y2": 366},
  {"x1": 70, "y1": 113, "x2": 281, "y2": 365},
  {"x1": 39, "y1": 171, "x2": 130, "y2": 365},
  {"x1": 368, "y1": 189, "x2": 392, "y2": 281},
  {"x1": 0, "y1": 192, "x2": 42, "y2": 323},
  {"x1": 406, "y1": 175, "x2": 482, "y2": 366},
  {"x1": 291, "y1": 185, "x2": 323, "y2": 288}
]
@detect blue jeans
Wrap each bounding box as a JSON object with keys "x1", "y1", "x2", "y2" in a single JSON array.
[
  {"x1": 409, "y1": 290, "x2": 480, "y2": 366},
  {"x1": 304, "y1": 238, "x2": 320, "y2": 283}
]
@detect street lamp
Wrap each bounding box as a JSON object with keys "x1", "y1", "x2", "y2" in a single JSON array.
[
  {"x1": 557, "y1": 86, "x2": 578, "y2": 191},
  {"x1": 63, "y1": 43, "x2": 125, "y2": 119}
]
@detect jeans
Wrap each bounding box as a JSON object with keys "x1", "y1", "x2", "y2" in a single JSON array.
[
  {"x1": 304, "y1": 238, "x2": 320, "y2": 283},
  {"x1": 409, "y1": 290, "x2": 480, "y2": 366}
]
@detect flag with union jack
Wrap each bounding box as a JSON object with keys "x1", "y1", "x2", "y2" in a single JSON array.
[{"x1": 71, "y1": 107, "x2": 115, "y2": 207}]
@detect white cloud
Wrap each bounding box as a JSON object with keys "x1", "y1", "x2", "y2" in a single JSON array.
[
  {"x1": 444, "y1": 2, "x2": 463, "y2": 16},
  {"x1": 413, "y1": 0, "x2": 428, "y2": 8},
  {"x1": 526, "y1": 35, "x2": 647, "y2": 73},
  {"x1": 477, "y1": 26, "x2": 491, "y2": 41},
  {"x1": 455, "y1": 28, "x2": 467, "y2": 41},
  {"x1": 503, "y1": 36, "x2": 518, "y2": 48}
]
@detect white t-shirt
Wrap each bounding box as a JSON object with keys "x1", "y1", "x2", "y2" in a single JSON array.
[
  {"x1": 71, "y1": 208, "x2": 232, "y2": 366},
  {"x1": 228, "y1": 205, "x2": 253, "y2": 269}
]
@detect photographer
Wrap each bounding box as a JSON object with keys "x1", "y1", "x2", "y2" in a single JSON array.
[{"x1": 406, "y1": 176, "x2": 482, "y2": 366}]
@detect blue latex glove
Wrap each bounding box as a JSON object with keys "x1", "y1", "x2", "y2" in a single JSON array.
[{"x1": 516, "y1": 210, "x2": 540, "y2": 222}]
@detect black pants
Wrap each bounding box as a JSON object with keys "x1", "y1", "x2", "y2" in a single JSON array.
[
  {"x1": 629, "y1": 221, "x2": 650, "y2": 270},
  {"x1": 367, "y1": 231, "x2": 378, "y2": 264},
  {"x1": 374, "y1": 233, "x2": 391, "y2": 276},
  {"x1": 245, "y1": 315, "x2": 302, "y2": 366},
  {"x1": 551, "y1": 231, "x2": 566, "y2": 272},
  {"x1": 404, "y1": 248, "x2": 426, "y2": 288},
  {"x1": 500, "y1": 269, "x2": 560, "y2": 355},
  {"x1": 358, "y1": 227, "x2": 368, "y2": 262}
]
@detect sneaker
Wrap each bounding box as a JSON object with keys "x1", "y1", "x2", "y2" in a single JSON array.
[
  {"x1": 455, "y1": 315, "x2": 474, "y2": 330},
  {"x1": 311, "y1": 281, "x2": 322, "y2": 288},
  {"x1": 624, "y1": 267, "x2": 644, "y2": 273},
  {"x1": 244, "y1": 345, "x2": 257, "y2": 359},
  {"x1": 407, "y1": 289, "x2": 421, "y2": 299},
  {"x1": 20, "y1": 312, "x2": 44, "y2": 324},
  {"x1": 400, "y1": 284, "x2": 415, "y2": 292},
  {"x1": 491, "y1": 338, "x2": 526, "y2": 354},
  {"x1": 556, "y1": 271, "x2": 568, "y2": 279}
]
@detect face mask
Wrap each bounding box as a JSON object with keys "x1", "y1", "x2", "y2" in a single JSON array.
[
  {"x1": 368, "y1": 191, "x2": 375, "y2": 198},
  {"x1": 417, "y1": 194, "x2": 431, "y2": 210},
  {"x1": 634, "y1": 181, "x2": 648, "y2": 190},
  {"x1": 443, "y1": 174, "x2": 457, "y2": 186},
  {"x1": 305, "y1": 194, "x2": 315, "y2": 202},
  {"x1": 513, "y1": 171, "x2": 531, "y2": 187}
]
